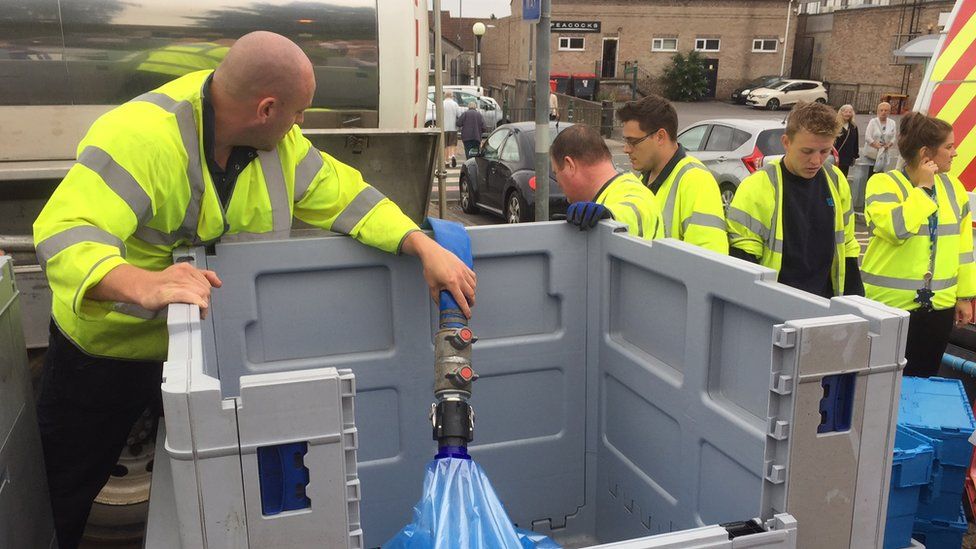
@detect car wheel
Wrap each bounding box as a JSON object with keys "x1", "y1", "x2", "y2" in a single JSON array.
[
  {"x1": 719, "y1": 182, "x2": 737, "y2": 212},
  {"x1": 766, "y1": 98, "x2": 780, "y2": 111},
  {"x1": 815, "y1": 97, "x2": 827, "y2": 104},
  {"x1": 505, "y1": 190, "x2": 527, "y2": 224},
  {"x1": 424, "y1": 120, "x2": 435, "y2": 128},
  {"x1": 459, "y1": 175, "x2": 479, "y2": 214}
]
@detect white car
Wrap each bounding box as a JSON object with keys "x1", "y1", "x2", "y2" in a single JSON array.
[
  {"x1": 425, "y1": 91, "x2": 505, "y2": 130},
  {"x1": 746, "y1": 79, "x2": 828, "y2": 111}
]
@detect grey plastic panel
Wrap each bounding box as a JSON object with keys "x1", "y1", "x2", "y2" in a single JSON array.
[
  {"x1": 0, "y1": 257, "x2": 56, "y2": 549},
  {"x1": 162, "y1": 221, "x2": 905, "y2": 548},
  {"x1": 201, "y1": 223, "x2": 588, "y2": 546}
]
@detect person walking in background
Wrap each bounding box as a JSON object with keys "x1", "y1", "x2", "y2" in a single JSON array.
[
  {"x1": 865, "y1": 102, "x2": 898, "y2": 173},
  {"x1": 458, "y1": 101, "x2": 486, "y2": 159},
  {"x1": 442, "y1": 93, "x2": 460, "y2": 168},
  {"x1": 835, "y1": 104, "x2": 859, "y2": 176},
  {"x1": 861, "y1": 112, "x2": 973, "y2": 377},
  {"x1": 549, "y1": 91, "x2": 559, "y2": 121}
]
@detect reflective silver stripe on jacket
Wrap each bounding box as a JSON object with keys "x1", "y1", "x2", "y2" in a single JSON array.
[
  {"x1": 961, "y1": 252, "x2": 975, "y2": 265},
  {"x1": 78, "y1": 146, "x2": 153, "y2": 225},
  {"x1": 661, "y1": 162, "x2": 704, "y2": 237},
  {"x1": 726, "y1": 207, "x2": 771, "y2": 242},
  {"x1": 939, "y1": 173, "x2": 961, "y2": 222},
  {"x1": 294, "y1": 146, "x2": 325, "y2": 202},
  {"x1": 682, "y1": 212, "x2": 726, "y2": 233},
  {"x1": 890, "y1": 206, "x2": 913, "y2": 240},
  {"x1": 862, "y1": 272, "x2": 957, "y2": 291},
  {"x1": 257, "y1": 148, "x2": 292, "y2": 236},
  {"x1": 866, "y1": 192, "x2": 900, "y2": 205},
  {"x1": 36, "y1": 226, "x2": 125, "y2": 271},
  {"x1": 132, "y1": 91, "x2": 206, "y2": 244},
  {"x1": 763, "y1": 163, "x2": 781, "y2": 252},
  {"x1": 112, "y1": 302, "x2": 163, "y2": 320},
  {"x1": 331, "y1": 186, "x2": 385, "y2": 234},
  {"x1": 619, "y1": 201, "x2": 644, "y2": 237}
]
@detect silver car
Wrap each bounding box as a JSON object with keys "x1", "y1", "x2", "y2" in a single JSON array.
[
  {"x1": 676, "y1": 119, "x2": 786, "y2": 208},
  {"x1": 425, "y1": 91, "x2": 505, "y2": 130}
]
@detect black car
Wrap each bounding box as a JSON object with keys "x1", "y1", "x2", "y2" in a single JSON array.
[
  {"x1": 731, "y1": 75, "x2": 783, "y2": 104},
  {"x1": 458, "y1": 122, "x2": 571, "y2": 223}
]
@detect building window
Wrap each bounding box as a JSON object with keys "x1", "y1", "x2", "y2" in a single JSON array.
[
  {"x1": 558, "y1": 37, "x2": 585, "y2": 51},
  {"x1": 652, "y1": 37, "x2": 678, "y2": 52},
  {"x1": 752, "y1": 39, "x2": 777, "y2": 53},
  {"x1": 694, "y1": 38, "x2": 720, "y2": 52}
]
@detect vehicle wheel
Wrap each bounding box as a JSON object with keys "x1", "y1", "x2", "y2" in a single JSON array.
[
  {"x1": 424, "y1": 120, "x2": 435, "y2": 128},
  {"x1": 505, "y1": 190, "x2": 527, "y2": 224},
  {"x1": 815, "y1": 98, "x2": 827, "y2": 104},
  {"x1": 766, "y1": 98, "x2": 780, "y2": 111},
  {"x1": 719, "y1": 182, "x2": 737, "y2": 212},
  {"x1": 84, "y1": 406, "x2": 158, "y2": 544},
  {"x1": 459, "y1": 175, "x2": 479, "y2": 214}
]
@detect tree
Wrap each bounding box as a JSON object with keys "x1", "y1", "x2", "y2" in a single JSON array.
[{"x1": 661, "y1": 51, "x2": 709, "y2": 102}]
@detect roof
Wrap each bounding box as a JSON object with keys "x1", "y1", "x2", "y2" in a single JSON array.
[{"x1": 683, "y1": 118, "x2": 786, "y2": 131}]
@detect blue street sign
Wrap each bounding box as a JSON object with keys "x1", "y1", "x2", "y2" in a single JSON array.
[{"x1": 523, "y1": 0, "x2": 540, "y2": 21}]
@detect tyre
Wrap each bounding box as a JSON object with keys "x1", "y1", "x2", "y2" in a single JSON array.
[
  {"x1": 424, "y1": 120, "x2": 435, "y2": 128},
  {"x1": 719, "y1": 182, "x2": 737, "y2": 211},
  {"x1": 459, "y1": 175, "x2": 479, "y2": 214},
  {"x1": 84, "y1": 406, "x2": 158, "y2": 544},
  {"x1": 505, "y1": 190, "x2": 528, "y2": 224},
  {"x1": 766, "y1": 98, "x2": 780, "y2": 111},
  {"x1": 815, "y1": 97, "x2": 827, "y2": 104}
]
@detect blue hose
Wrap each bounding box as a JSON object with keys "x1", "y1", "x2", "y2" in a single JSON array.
[
  {"x1": 425, "y1": 218, "x2": 473, "y2": 329},
  {"x1": 942, "y1": 353, "x2": 976, "y2": 377}
]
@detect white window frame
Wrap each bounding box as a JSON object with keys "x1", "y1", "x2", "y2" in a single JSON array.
[
  {"x1": 752, "y1": 38, "x2": 778, "y2": 53},
  {"x1": 694, "y1": 38, "x2": 720, "y2": 52},
  {"x1": 558, "y1": 36, "x2": 585, "y2": 51},
  {"x1": 651, "y1": 37, "x2": 678, "y2": 52}
]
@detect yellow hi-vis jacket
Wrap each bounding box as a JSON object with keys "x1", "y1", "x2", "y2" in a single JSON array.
[
  {"x1": 135, "y1": 43, "x2": 228, "y2": 78},
  {"x1": 594, "y1": 172, "x2": 664, "y2": 240},
  {"x1": 727, "y1": 161, "x2": 860, "y2": 295},
  {"x1": 648, "y1": 155, "x2": 729, "y2": 254},
  {"x1": 862, "y1": 171, "x2": 975, "y2": 311},
  {"x1": 33, "y1": 70, "x2": 419, "y2": 361}
]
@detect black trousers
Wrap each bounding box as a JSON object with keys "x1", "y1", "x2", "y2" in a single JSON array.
[
  {"x1": 903, "y1": 307, "x2": 955, "y2": 378},
  {"x1": 463, "y1": 139, "x2": 480, "y2": 158},
  {"x1": 36, "y1": 322, "x2": 162, "y2": 549}
]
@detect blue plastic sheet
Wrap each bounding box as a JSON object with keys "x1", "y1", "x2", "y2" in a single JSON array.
[{"x1": 383, "y1": 458, "x2": 561, "y2": 549}]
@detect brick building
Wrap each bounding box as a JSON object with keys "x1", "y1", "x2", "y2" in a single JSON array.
[
  {"x1": 478, "y1": 0, "x2": 796, "y2": 103},
  {"x1": 792, "y1": 0, "x2": 954, "y2": 112}
]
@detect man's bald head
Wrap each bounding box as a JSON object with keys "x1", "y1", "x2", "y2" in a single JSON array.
[{"x1": 214, "y1": 31, "x2": 314, "y2": 103}]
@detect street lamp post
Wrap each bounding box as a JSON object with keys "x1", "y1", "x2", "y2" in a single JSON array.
[{"x1": 472, "y1": 22, "x2": 486, "y2": 88}]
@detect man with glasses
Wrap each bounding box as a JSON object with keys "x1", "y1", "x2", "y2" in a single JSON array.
[{"x1": 616, "y1": 95, "x2": 728, "y2": 254}]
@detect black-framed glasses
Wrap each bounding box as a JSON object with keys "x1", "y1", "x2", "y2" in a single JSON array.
[{"x1": 623, "y1": 133, "x2": 653, "y2": 147}]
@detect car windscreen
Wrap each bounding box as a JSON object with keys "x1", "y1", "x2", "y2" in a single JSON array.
[{"x1": 756, "y1": 129, "x2": 786, "y2": 156}]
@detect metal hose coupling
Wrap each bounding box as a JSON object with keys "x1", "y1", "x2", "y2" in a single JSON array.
[{"x1": 432, "y1": 322, "x2": 478, "y2": 449}]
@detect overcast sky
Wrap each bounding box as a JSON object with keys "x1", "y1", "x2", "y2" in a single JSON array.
[{"x1": 428, "y1": 0, "x2": 513, "y2": 19}]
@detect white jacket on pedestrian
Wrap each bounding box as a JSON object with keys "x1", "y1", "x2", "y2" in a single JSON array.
[
  {"x1": 864, "y1": 117, "x2": 897, "y2": 166},
  {"x1": 443, "y1": 97, "x2": 460, "y2": 132}
]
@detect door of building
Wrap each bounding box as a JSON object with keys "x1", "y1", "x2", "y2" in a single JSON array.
[
  {"x1": 704, "y1": 58, "x2": 719, "y2": 98},
  {"x1": 601, "y1": 38, "x2": 618, "y2": 78}
]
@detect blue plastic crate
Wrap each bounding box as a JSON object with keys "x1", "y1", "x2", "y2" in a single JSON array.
[
  {"x1": 912, "y1": 506, "x2": 967, "y2": 549},
  {"x1": 899, "y1": 377, "x2": 975, "y2": 468},
  {"x1": 900, "y1": 377, "x2": 975, "y2": 522},
  {"x1": 884, "y1": 426, "x2": 935, "y2": 549}
]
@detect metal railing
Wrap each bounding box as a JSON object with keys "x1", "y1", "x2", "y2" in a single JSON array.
[{"x1": 827, "y1": 83, "x2": 898, "y2": 113}]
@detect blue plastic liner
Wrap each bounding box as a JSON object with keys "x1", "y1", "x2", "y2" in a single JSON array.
[{"x1": 383, "y1": 458, "x2": 561, "y2": 549}]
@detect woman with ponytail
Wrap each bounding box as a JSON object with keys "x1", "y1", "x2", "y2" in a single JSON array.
[{"x1": 861, "y1": 111, "x2": 974, "y2": 376}]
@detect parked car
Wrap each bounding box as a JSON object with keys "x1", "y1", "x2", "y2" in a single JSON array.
[
  {"x1": 425, "y1": 91, "x2": 505, "y2": 130},
  {"x1": 746, "y1": 79, "x2": 828, "y2": 110},
  {"x1": 459, "y1": 121, "x2": 570, "y2": 223},
  {"x1": 677, "y1": 118, "x2": 839, "y2": 209},
  {"x1": 730, "y1": 75, "x2": 783, "y2": 104},
  {"x1": 676, "y1": 119, "x2": 786, "y2": 208}
]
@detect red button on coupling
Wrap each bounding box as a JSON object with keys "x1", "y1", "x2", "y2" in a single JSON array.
[{"x1": 459, "y1": 366, "x2": 473, "y2": 381}]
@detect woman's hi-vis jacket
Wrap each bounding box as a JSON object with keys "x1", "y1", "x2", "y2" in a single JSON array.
[{"x1": 862, "y1": 170, "x2": 975, "y2": 311}]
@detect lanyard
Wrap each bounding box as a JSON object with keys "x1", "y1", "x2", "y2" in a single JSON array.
[{"x1": 905, "y1": 169, "x2": 939, "y2": 308}]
